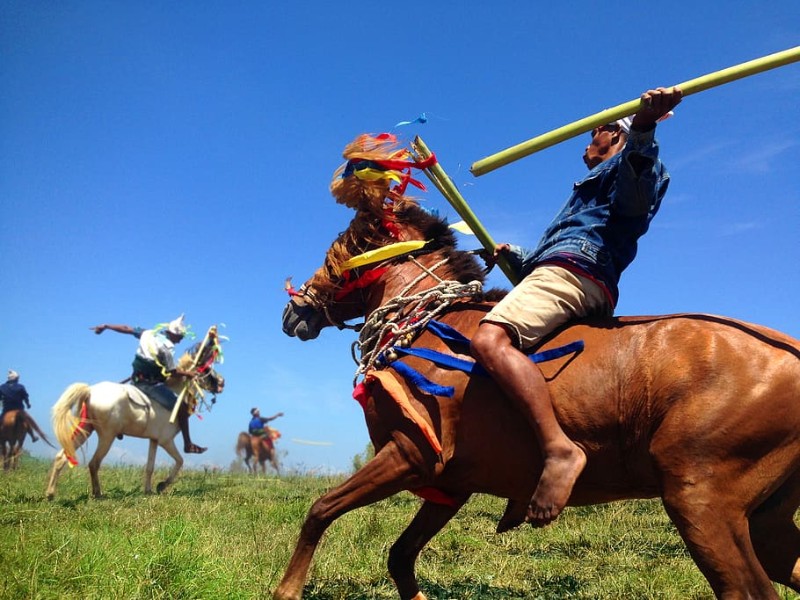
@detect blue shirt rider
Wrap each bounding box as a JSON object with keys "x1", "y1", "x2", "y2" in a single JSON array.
[
  {"x1": 249, "y1": 407, "x2": 283, "y2": 436},
  {"x1": 471, "y1": 86, "x2": 684, "y2": 528},
  {"x1": 0, "y1": 370, "x2": 38, "y2": 442}
]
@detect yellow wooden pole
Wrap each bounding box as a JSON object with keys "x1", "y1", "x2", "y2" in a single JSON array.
[
  {"x1": 471, "y1": 46, "x2": 800, "y2": 176},
  {"x1": 411, "y1": 136, "x2": 520, "y2": 285}
]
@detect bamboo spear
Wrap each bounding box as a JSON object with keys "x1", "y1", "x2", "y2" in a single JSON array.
[
  {"x1": 471, "y1": 45, "x2": 800, "y2": 176},
  {"x1": 411, "y1": 136, "x2": 520, "y2": 285},
  {"x1": 169, "y1": 325, "x2": 217, "y2": 424}
]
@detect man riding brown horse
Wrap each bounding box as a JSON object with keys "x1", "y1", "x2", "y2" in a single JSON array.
[
  {"x1": 471, "y1": 86, "x2": 683, "y2": 526},
  {"x1": 248, "y1": 407, "x2": 283, "y2": 453},
  {"x1": 0, "y1": 370, "x2": 38, "y2": 443}
]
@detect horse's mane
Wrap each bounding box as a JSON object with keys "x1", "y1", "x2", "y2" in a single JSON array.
[{"x1": 310, "y1": 202, "x2": 499, "y2": 299}]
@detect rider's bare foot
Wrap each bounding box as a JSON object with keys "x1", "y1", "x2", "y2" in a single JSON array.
[
  {"x1": 184, "y1": 444, "x2": 207, "y2": 454},
  {"x1": 526, "y1": 443, "x2": 586, "y2": 527}
]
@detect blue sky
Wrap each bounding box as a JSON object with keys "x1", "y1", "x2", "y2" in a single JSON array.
[{"x1": 2, "y1": 2, "x2": 799, "y2": 475}]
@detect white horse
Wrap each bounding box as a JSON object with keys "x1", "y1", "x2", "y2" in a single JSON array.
[{"x1": 46, "y1": 332, "x2": 224, "y2": 500}]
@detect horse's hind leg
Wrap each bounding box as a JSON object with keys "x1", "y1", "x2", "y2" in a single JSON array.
[
  {"x1": 273, "y1": 441, "x2": 425, "y2": 600},
  {"x1": 45, "y1": 451, "x2": 71, "y2": 500},
  {"x1": 388, "y1": 496, "x2": 470, "y2": 600},
  {"x1": 662, "y1": 479, "x2": 778, "y2": 598},
  {"x1": 9, "y1": 441, "x2": 21, "y2": 470},
  {"x1": 46, "y1": 428, "x2": 93, "y2": 500},
  {"x1": 87, "y1": 433, "x2": 116, "y2": 498},
  {"x1": 750, "y1": 469, "x2": 800, "y2": 593}
]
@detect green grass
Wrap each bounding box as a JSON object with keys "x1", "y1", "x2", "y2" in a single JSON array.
[{"x1": 1, "y1": 456, "x2": 798, "y2": 599}]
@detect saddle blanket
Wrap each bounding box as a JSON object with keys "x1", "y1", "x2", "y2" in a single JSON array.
[{"x1": 133, "y1": 382, "x2": 177, "y2": 411}]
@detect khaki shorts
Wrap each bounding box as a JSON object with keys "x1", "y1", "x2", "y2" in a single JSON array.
[{"x1": 481, "y1": 264, "x2": 612, "y2": 350}]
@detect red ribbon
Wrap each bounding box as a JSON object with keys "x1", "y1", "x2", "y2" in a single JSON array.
[{"x1": 334, "y1": 267, "x2": 388, "y2": 301}]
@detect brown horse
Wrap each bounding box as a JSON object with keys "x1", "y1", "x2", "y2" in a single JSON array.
[
  {"x1": 0, "y1": 410, "x2": 53, "y2": 470},
  {"x1": 235, "y1": 430, "x2": 281, "y2": 475},
  {"x1": 280, "y1": 198, "x2": 800, "y2": 599}
]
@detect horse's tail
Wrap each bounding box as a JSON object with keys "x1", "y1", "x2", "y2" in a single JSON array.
[
  {"x1": 24, "y1": 413, "x2": 57, "y2": 449},
  {"x1": 235, "y1": 432, "x2": 250, "y2": 458},
  {"x1": 52, "y1": 383, "x2": 93, "y2": 463}
]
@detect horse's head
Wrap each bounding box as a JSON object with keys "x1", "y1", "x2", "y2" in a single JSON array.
[
  {"x1": 283, "y1": 202, "x2": 486, "y2": 341},
  {"x1": 181, "y1": 331, "x2": 225, "y2": 394}
]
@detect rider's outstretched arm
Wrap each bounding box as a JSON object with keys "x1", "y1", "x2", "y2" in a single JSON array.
[{"x1": 90, "y1": 324, "x2": 138, "y2": 336}]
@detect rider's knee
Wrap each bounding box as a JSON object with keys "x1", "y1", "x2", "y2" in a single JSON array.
[{"x1": 471, "y1": 322, "x2": 513, "y2": 362}]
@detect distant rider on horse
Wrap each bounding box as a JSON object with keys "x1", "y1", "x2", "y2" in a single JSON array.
[
  {"x1": 0, "y1": 370, "x2": 38, "y2": 442},
  {"x1": 248, "y1": 407, "x2": 283, "y2": 451}
]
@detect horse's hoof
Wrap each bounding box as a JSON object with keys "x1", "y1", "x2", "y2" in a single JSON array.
[
  {"x1": 497, "y1": 499, "x2": 527, "y2": 533},
  {"x1": 156, "y1": 481, "x2": 167, "y2": 494}
]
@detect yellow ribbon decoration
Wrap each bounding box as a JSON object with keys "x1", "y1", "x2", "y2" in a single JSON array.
[
  {"x1": 340, "y1": 240, "x2": 428, "y2": 270},
  {"x1": 448, "y1": 220, "x2": 475, "y2": 235},
  {"x1": 353, "y1": 168, "x2": 403, "y2": 183}
]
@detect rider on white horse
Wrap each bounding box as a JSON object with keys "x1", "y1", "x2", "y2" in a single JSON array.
[{"x1": 91, "y1": 314, "x2": 207, "y2": 454}]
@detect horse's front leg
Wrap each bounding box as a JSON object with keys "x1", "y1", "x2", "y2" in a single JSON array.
[
  {"x1": 155, "y1": 437, "x2": 184, "y2": 493},
  {"x1": 144, "y1": 440, "x2": 158, "y2": 494},
  {"x1": 389, "y1": 495, "x2": 470, "y2": 600},
  {"x1": 273, "y1": 441, "x2": 424, "y2": 600}
]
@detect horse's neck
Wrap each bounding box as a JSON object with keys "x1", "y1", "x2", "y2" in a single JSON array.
[
  {"x1": 165, "y1": 375, "x2": 185, "y2": 393},
  {"x1": 166, "y1": 356, "x2": 192, "y2": 392},
  {"x1": 363, "y1": 250, "x2": 470, "y2": 323},
  {"x1": 168, "y1": 352, "x2": 198, "y2": 391}
]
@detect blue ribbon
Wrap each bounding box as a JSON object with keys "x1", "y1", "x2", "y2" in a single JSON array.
[
  {"x1": 387, "y1": 319, "x2": 584, "y2": 397},
  {"x1": 394, "y1": 112, "x2": 428, "y2": 128}
]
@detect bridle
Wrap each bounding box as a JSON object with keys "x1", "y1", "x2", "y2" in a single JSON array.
[
  {"x1": 292, "y1": 281, "x2": 366, "y2": 332},
  {"x1": 294, "y1": 248, "x2": 484, "y2": 386}
]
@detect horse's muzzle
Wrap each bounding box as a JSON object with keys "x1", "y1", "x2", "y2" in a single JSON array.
[{"x1": 282, "y1": 301, "x2": 324, "y2": 341}]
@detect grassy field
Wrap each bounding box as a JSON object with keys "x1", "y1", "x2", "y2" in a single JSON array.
[{"x1": 1, "y1": 456, "x2": 797, "y2": 599}]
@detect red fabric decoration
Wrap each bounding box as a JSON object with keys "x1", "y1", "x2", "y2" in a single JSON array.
[
  {"x1": 334, "y1": 267, "x2": 388, "y2": 301},
  {"x1": 412, "y1": 486, "x2": 459, "y2": 507},
  {"x1": 353, "y1": 381, "x2": 371, "y2": 409}
]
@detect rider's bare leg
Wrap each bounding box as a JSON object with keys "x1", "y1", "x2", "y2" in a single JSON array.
[
  {"x1": 178, "y1": 404, "x2": 206, "y2": 454},
  {"x1": 471, "y1": 322, "x2": 585, "y2": 526}
]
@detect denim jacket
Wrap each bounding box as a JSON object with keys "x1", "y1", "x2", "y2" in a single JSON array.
[{"x1": 504, "y1": 127, "x2": 669, "y2": 305}]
